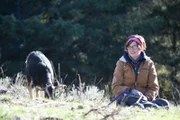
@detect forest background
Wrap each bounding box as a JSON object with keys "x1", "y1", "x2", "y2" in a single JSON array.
[{"x1": 0, "y1": 0, "x2": 180, "y2": 103}]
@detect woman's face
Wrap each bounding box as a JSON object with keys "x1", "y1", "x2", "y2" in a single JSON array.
[{"x1": 127, "y1": 41, "x2": 142, "y2": 60}]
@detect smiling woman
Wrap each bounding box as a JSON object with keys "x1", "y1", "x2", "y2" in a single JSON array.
[
  {"x1": 111, "y1": 34, "x2": 169, "y2": 108},
  {"x1": 125, "y1": 35, "x2": 146, "y2": 60}
]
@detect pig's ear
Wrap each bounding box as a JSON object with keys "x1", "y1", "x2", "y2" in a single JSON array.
[{"x1": 54, "y1": 79, "x2": 60, "y2": 87}]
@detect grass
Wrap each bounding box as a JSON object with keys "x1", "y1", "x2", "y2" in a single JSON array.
[{"x1": 0, "y1": 75, "x2": 180, "y2": 120}]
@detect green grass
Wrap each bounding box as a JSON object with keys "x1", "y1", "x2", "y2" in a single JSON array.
[
  {"x1": 0, "y1": 101, "x2": 180, "y2": 120},
  {"x1": 0, "y1": 76, "x2": 180, "y2": 120},
  {"x1": 1, "y1": 93, "x2": 180, "y2": 120}
]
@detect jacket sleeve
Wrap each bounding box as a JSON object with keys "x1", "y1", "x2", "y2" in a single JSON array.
[
  {"x1": 111, "y1": 60, "x2": 129, "y2": 96},
  {"x1": 144, "y1": 61, "x2": 159, "y2": 101}
]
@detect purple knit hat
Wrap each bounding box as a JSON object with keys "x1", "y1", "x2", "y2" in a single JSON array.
[
  {"x1": 125, "y1": 35, "x2": 146, "y2": 50},
  {"x1": 127, "y1": 35, "x2": 142, "y2": 46}
]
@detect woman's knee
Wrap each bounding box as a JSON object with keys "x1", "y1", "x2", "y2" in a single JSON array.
[{"x1": 152, "y1": 98, "x2": 169, "y2": 107}]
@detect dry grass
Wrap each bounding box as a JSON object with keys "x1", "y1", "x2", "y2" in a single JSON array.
[{"x1": 0, "y1": 75, "x2": 180, "y2": 120}]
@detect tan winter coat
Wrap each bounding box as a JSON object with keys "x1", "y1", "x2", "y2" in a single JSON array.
[{"x1": 111, "y1": 56, "x2": 159, "y2": 101}]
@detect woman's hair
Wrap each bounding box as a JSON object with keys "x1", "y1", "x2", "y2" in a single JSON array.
[{"x1": 124, "y1": 34, "x2": 147, "y2": 50}]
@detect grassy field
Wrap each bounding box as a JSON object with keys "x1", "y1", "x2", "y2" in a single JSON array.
[{"x1": 0, "y1": 76, "x2": 180, "y2": 120}]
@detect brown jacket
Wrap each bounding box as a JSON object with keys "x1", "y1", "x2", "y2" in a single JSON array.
[{"x1": 111, "y1": 56, "x2": 159, "y2": 101}]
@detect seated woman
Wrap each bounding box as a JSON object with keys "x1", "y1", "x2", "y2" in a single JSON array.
[{"x1": 111, "y1": 35, "x2": 169, "y2": 108}]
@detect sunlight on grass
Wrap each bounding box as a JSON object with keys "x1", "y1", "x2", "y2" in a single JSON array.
[
  {"x1": 0, "y1": 76, "x2": 180, "y2": 120},
  {"x1": 1, "y1": 97, "x2": 180, "y2": 120}
]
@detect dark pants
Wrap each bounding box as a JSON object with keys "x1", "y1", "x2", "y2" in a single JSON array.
[{"x1": 116, "y1": 91, "x2": 169, "y2": 108}]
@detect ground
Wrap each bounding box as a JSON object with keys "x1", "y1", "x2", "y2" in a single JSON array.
[{"x1": 0, "y1": 77, "x2": 180, "y2": 120}]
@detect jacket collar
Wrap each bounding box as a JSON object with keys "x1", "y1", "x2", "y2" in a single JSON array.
[{"x1": 119, "y1": 50, "x2": 150, "y2": 62}]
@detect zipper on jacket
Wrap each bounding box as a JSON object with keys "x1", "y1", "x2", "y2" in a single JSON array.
[
  {"x1": 133, "y1": 61, "x2": 145, "y2": 88},
  {"x1": 126, "y1": 62, "x2": 140, "y2": 89},
  {"x1": 134, "y1": 64, "x2": 140, "y2": 88}
]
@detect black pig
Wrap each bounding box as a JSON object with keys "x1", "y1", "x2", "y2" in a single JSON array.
[{"x1": 25, "y1": 51, "x2": 57, "y2": 99}]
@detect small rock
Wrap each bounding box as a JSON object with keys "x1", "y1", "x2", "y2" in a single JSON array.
[{"x1": 77, "y1": 105, "x2": 84, "y2": 109}]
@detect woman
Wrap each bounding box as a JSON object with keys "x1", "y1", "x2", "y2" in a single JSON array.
[{"x1": 111, "y1": 35, "x2": 169, "y2": 108}]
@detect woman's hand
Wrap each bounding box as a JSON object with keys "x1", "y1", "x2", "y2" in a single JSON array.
[{"x1": 130, "y1": 88, "x2": 148, "y2": 101}]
